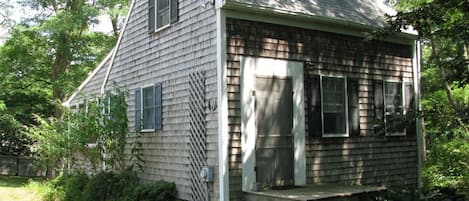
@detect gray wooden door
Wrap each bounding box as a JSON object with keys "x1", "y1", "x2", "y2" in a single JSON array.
[{"x1": 255, "y1": 76, "x2": 294, "y2": 189}]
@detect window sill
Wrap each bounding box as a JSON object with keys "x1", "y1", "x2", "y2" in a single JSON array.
[
  {"x1": 322, "y1": 133, "x2": 349, "y2": 138},
  {"x1": 141, "y1": 129, "x2": 156, "y2": 133},
  {"x1": 385, "y1": 132, "x2": 406, "y2": 137},
  {"x1": 151, "y1": 24, "x2": 171, "y2": 34}
]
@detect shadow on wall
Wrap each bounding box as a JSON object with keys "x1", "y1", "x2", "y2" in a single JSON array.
[{"x1": 225, "y1": 18, "x2": 416, "y2": 199}]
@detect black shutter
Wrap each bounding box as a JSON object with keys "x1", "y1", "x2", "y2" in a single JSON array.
[
  {"x1": 347, "y1": 78, "x2": 360, "y2": 137},
  {"x1": 135, "y1": 89, "x2": 141, "y2": 132},
  {"x1": 154, "y1": 83, "x2": 162, "y2": 129},
  {"x1": 308, "y1": 75, "x2": 322, "y2": 137},
  {"x1": 148, "y1": 0, "x2": 156, "y2": 32},
  {"x1": 405, "y1": 82, "x2": 416, "y2": 137},
  {"x1": 170, "y1": 0, "x2": 178, "y2": 23},
  {"x1": 373, "y1": 80, "x2": 385, "y2": 134}
]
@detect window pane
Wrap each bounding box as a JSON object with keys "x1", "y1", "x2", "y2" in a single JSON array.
[
  {"x1": 384, "y1": 81, "x2": 404, "y2": 133},
  {"x1": 157, "y1": 0, "x2": 170, "y2": 28},
  {"x1": 142, "y1": 86, "x2": 155, "y2": 129},
  {"x1": 322, "y1": 77, "x2": 346, "y2": 134},
  {"x1": 384, "y1": 82, "x2": 402, "y2": 116}
]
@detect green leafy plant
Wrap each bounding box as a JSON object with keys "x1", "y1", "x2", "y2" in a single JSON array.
[{"x1": 121, "y1": 181, "x2": 178, "y2": 201}]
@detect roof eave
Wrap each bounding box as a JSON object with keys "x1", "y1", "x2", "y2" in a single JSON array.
[
  {"x1": 62, "y1": 49, "x2": 114, "y2": 107},
  {"x1": 222, "y1": 1, "x2": 417, "y2": 41}
]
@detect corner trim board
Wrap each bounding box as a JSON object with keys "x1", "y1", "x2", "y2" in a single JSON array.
[{"x1": 217, "y1": 8, "x2": 230, "y2": 201}]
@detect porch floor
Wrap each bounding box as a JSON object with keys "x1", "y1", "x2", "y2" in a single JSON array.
[{"x1": 245, "y1": 184, "x2": 386, "y2": 201}]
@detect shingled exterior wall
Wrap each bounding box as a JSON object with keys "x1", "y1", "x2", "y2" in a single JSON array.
[
  {"x1": 101, "y1": 1, "x2": 218, "y2": 200},
  {"x1": 225, "y1": 18, "x2": 418, "y2": 201}
]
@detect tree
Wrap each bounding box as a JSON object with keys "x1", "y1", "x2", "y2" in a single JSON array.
[
  {"x1": 384, "y1": 0, "x2": 469, "y2": 196},
  {"x1": 386, "y1": 0, "x2": 469, "y2": 133},
  {"x1": 0, "y1": 0, "x2": 128, "y2": 161}
]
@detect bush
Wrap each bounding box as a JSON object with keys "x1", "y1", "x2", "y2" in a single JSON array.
[
  {"x1": 27, "y1": 177, "x2": 65, "y2": 201},
  {"x1": 62, "y1": 173, "x2": 89, "y2": 201},
  {"x1": 30, "y1": 170, "x2": 177, "y2": 201},
  {"x1": 120, "y1": 181, "x2": 178, "y2": 201},
  {"x1": 83, "y1": 171, "x2": 134, "y2": 201}
]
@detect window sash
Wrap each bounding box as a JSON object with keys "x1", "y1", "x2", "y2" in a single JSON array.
[
  {"x1": 157, "y1": 0, "x2": 170, "y2": 28},
  {"x1": 383, "y1": 81, "x2": 405, "y2": 135},
  {"x1": 142, "y1": 86, "x2": 155, "y2": 130},
  {"x1": 321, "y1": 76, "x2": 348, "y2": 137}
]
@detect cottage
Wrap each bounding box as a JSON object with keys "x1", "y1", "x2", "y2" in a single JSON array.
[{"x1": 64, "y1": 0, "x2": 423, "y2": 200}]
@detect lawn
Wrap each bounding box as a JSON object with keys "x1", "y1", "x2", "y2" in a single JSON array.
[{"x1": 0, "y1": 176, "x2": 42, "y2": 201}]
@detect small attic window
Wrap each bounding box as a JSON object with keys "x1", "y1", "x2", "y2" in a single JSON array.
[{"x1": 149, "y1": 0, "x2": 179, "y2": 32}]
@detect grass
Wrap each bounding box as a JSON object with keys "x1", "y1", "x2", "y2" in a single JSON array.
[{"x1": 0, "y1": 175, "x2": 43, "y2": 201}]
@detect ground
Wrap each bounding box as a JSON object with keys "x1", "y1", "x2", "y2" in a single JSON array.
[{"x1": 0, "y1": 176, "x2": 41, "y2": 201}]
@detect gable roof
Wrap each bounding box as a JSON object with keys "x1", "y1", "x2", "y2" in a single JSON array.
[
  {"x1": 226, "y1": 0, "x2": 397, "y2": 28},
  {"x1": 62, "y1": 49, "x2": 114, "y2": 107}
]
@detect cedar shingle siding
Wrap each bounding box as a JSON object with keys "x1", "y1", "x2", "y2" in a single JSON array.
[
  {"x1": 101, "y1": 0, "x2": 218, "y2": 200},
  {"x1": 226, "y1": 18, "x2": 417, "y2": 201}
]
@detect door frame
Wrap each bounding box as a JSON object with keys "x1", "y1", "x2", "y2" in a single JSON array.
[{"x1": 241, "y1": 57, "x2": 306, "y2": 192}]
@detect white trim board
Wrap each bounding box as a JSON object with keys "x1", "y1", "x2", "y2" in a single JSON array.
[
  {"x1": 216, "y1": 8, "x2": 230, "y2": 201},
  {"x1": 101, "y1": 0, "x2": 136, "y2": 94},
  {"x1": 241, "y1": 56, "x2": 306, "y2": 192}
]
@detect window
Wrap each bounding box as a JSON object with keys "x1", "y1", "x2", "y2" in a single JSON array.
[
  {"x1": 374, "y1": 80, "x2": 415, "y2": 136},
  {"x1": 384, "y1": 81, "x2": 405, "y2": 135},
  {"x1": 148, "y1": 0, "x2": 178, "y2": 32},
  {"x1": 322, "y1": 77, "x2": 347, "y2": 136},
  {"x1": 135, "y1": 83, "x2": 162, "y2": 132},
  {"x1": 308, "y1": 75, "x2": 360, "y2": 138},
  {"x1": 142, "y1": 86, "x2": 155, "y2": 130},
  {"x1": 157, "y1": 0, "x2": 170, "y2": 28}
]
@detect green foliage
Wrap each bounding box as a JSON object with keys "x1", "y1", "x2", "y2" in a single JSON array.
[
  {"x1": 382, "y1": 0, "x2": 469, "y2": 197},
  {"x1": 121, "y1": 181, "x2": 178, "y2": 201},
  {"x1": 83, "y1": 170, "x2": 138, "y2": 201},
  {"x1": 62, "y1": 173, "x2": 89, "y2": 201},
  {"x1": 0, "y1": 112, "x2": 29, "y2": 156},
  {"x1": 29, "y1": 171, "x2": 176, "y2": 201},
  {"x1": 28, "y1": 88, "x2": 131, "y2": 174},
  {"x1": 27, "y1": 176, "x2": 66, "y2": 201},
  {"x1": 27, "y1": 114, "x2": 68, "y2": 172},
  {"x1": 424, "y1": 138, "x2": 469, "y2": 196}
]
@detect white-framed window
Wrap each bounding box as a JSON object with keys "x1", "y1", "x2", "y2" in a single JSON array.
[
  {"x1": 134, "y1": 83, "x2": 162, "y2": 132},
  {"x1": 149, "y1": 0, "x2": 178, "y2": 32},
  {"x1": 383, "y1": 81, "x2": 405, "y2": 135},
  {"x1": 321, "y1": 76, "x2": 348, "y2": 137},
  {"x1": 156, "y1": 0, "x2": 170, "y2": 29},
  {"x1": 142, "y1": 85, "x2": 156, "y2": 130}
]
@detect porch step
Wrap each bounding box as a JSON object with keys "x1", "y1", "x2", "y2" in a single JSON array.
[{"x1": 244, "y1": 184, "x2": 386, "y2": 201}]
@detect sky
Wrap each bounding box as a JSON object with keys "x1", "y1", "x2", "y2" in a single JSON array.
[{"x1": 0, "y1": 0, "x2": 113, "y2": 44}]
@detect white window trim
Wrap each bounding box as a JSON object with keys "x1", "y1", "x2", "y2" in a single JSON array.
[
  {"x1": 154, "y1": 0, "x2": 171, "y2": 32},
  {"x1": 320, "y1": 75, "x2": 349, "y2": 138},
  {"x1": 141, "y1": 84, "x2": 156, "y2": 132},
  {"x1": 383, "y1": 80, "x2": 406, "y2": 136}
]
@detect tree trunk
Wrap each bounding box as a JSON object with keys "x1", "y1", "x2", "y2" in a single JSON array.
[
  {"x1": 431, "y1": 40, "x2": 469, "y2": 133},
  {"x1": 51, "y1": 32, "x2": 72, "y2": 119}
]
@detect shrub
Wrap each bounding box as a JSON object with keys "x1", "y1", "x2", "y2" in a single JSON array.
[
  {"x1": 120, "y1": 181, "x2": 177, "y2": 201},
  {"x1": 62, "y1": 173, "x2": 89, "y2": 201},
  {"x1": 29, "y1": 170, "x2": 178, "y2": 201},
  {"x1": 82, "y1": 170, "x2": 139, "y2": 201}
]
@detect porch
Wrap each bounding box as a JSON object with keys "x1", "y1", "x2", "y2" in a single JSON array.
[{"x1": 244, "y1": 184, "x2": 386, "y2": 201}]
